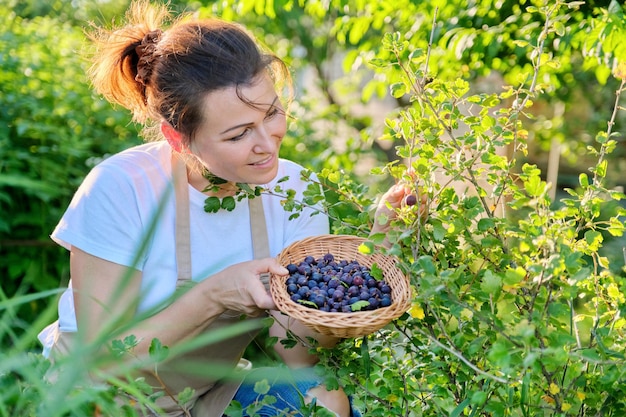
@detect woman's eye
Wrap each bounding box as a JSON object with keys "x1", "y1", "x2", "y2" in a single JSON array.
[
  {"x1": 265, "y1": 107, "x2": 280, "y2": 119},
  {"x1": 230, "y1": 128, "x2": 250, "y2": 141}
]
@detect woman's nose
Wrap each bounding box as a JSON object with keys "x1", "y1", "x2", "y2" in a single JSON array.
[{"x1": 252, "y1": 126, "x2": 278, "y2": 154}]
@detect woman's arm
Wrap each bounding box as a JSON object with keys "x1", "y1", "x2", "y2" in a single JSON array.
[{"x1": 70, "y1": 246, "x2": 286, "y2": 357}]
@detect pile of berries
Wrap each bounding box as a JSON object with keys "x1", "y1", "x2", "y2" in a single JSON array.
[{"x1": 285, "y1": 253, "x2": 393, "y2": 313}]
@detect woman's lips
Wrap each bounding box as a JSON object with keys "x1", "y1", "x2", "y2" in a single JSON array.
[{"x1": 249, "y1": 155, "x2": 274, "y2": 168}]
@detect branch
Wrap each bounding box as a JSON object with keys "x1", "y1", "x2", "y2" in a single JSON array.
[{"x1": 400, "y1": 325, "x2": 510, "y2": 384}]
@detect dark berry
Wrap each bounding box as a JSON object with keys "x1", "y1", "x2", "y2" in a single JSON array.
[
  {"x1": 298, "y1": 286, "x2": 310, "y2": 297},
  {"x1": 313, "y1": 295, "x2": 326, "y2": 308},
  {"x1": 405, "y1": 194, "x2": 418, "y2": 206},
  {"x1": 352, "y1": 276, "x2": 364, "y2": 286},
  {"x1": 381, "y1": 295, "x2": 392, "y2": 307}
]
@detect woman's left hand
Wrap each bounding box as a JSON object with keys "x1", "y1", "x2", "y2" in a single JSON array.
[
  {"x1": 371, "y1": 183, "x2": 409, "y2": 235},
  {"x1": 371, "y1": 182, "x2": 428, "y2": 237}
]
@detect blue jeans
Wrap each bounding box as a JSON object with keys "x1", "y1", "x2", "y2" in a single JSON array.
[{"x1": 230, "y1": 367, "x2": 362, "y2": 417}]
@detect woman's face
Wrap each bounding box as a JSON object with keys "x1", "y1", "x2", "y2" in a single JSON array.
[{"x1": 191, "y1": 74, "x2": 287, "y2": 185}]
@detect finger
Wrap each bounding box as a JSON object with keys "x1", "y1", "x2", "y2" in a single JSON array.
[
  {"x1": 254, "y1": 292, "x2": 276, "y2": 311},
  {"x1": 388, "y1": 186, "x2": 411, "y2": 208},
  {"x1": 268, "y1": 263, "x2": 289, "y2": 276},
  {"x1": 255, "y1": 258, "x2": 289, "y2": 276}
]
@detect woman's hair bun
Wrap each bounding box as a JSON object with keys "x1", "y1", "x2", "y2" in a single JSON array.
[{"x1": 135, "y1": 29, "x2": 162, "y2": 86}]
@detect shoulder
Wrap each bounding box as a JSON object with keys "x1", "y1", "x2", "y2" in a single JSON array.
[
  {"x1": 97, "y1": 141, "x2": 171, "y2": 173},
  {"x1": 87, "y1": 141, "x2": 171, "y2": 184}
]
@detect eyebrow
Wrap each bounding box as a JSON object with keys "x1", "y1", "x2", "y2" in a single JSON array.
[{"x1": 219, "y1": 96, "x2": 280, "y2": 135}]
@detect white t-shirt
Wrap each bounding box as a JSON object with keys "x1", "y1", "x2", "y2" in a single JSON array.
[{"x1": 42, "y1": 141, "x2": 329, "y2": 343}]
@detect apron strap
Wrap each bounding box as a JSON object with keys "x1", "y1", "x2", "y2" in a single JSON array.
[
  {"x1": 173, "y1": 153, "x2": 192, "y2": 283},
  {"x1": 172, "y1": 154, "x2": 270, "y2": 286},
  {"x1": 249, "y1": 195, "x2": 271, "y2": 288}
]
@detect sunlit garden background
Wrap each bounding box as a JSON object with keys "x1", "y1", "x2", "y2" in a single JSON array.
[{"x1": 2, "y1": 0, "x2": 626, "y2": 415}]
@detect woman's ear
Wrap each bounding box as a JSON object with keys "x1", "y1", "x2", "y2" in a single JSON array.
[{"x1": 161, "y1": 121, "x2": 185, "y2": 153}]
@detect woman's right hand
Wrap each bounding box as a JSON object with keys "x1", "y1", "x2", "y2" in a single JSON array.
[{"x1": 204, "y1": 258, "x2": 287, "y2": 316}]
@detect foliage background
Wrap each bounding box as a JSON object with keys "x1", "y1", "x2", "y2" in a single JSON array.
[{"x1": 2, "y1": 0, "x2": 626, "y2": 416}]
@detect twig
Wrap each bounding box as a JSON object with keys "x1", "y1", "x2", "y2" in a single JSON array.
[{"x1": 400, "y1": 325, "x2": 510, "y2": 384}]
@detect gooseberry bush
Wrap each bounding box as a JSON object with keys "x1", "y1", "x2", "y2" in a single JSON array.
[{"x1": 294, "y1": 3, "x2": 626, "y2": 417}]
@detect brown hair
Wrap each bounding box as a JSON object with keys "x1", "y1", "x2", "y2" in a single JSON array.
[{"x1": 87, "y1": 0, "x2": 291, "y2": 143}]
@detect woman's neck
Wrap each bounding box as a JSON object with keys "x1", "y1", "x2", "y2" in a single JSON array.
[{"x1": 186, "y1": 163, "x2": 238, "y2": 197}]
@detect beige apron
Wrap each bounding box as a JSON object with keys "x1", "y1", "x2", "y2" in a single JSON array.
[{"x1": 48, "y1": 153, "x2": 271, "y2": 416}]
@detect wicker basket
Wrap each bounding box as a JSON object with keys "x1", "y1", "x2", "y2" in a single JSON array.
[{"x1": 270, "y1": 234, "x2": 412, "y2": 338}]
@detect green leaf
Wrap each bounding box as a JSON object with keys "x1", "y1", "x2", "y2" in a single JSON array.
[
  {"x1": 480, "y1": 270, "x2": 502, "y2": 295},
  {"x1": 254, "y1": 379, "x2": 271, "y2": 395},
  {"x1": 368, "y1": 58, "x2": 386, "y2": 68},
  {"x1": 595, "y1": 65, "x2": 611, "y2": 85},
  {"x1": 409, "y1": 48, "x2": 424, "y2": 61},
  {"x1": 596, "y1": 159, "x2": 607, "y2": 178},
  {"x1": 432, "y1": 220, "x2": 446, "y2": 242},
  {"x1": 110, "y1": 339, "x2": 127, "y2": 356},
  {"x1": 350, "y1": 300, "x2": 370, "y2": 311},
  {"x1": 178, "y1": 387, "x2": 196, "y2": 405},
  {"x1": 370, "y1": 263, "x2": 383, "y2": 280},
  {"x1": 477, "y1": 217, "x2": 496, "y2": 232},
  {"x1": 149, "y1": 338, "x2": 170, "y2": 363},
  {"x1": 418, "y1": 256, "x2": 437, "y2": 275},
  {"x1": 297, "y1": 299, "x2": 318, "y2": 308},
  {"x1": 204, "y1": 196, "x2": 221, "y2": 213},
  {"x1": 584, "y1": 230, "x2": 603, "y2": 251},
  {"x1": 471, "y1": 390, "x2": 487, "y2": 405},
  {"x1": 504, "y1": 267, "x2": 525, "y2": 285},
  {"x1": 553, "y1": 21, "x2": 565, "y2": 36},
  {"x1": 608, "y1": 217, "x2": 625, "y2": 237},
  {"x1": 123, "y1": 335, "x2": 139, "y2": 349},
  {"x1": 280, "y1": 337, "x2": 298, "y2": 349},
  {"x1": 451, "y1": 399, "x2": 471, "y2": 417},
  {"x1": 523, "y1": 174, "x2": 544, "y2": 197},
  {"x1": 237, "y1": 183, "x2": 254, "y2": 194},
  {"x1": 487, "y1": 339, "x2": 512, "y2": 368},
  {"x1": 390, "y1": 82, "x2": 408, "y2": 98},
  {"x1": 221, "y1": 196, "x2": 237, "y2": 211},
  {"x1": 512, "y1": 40, "x2": 529, "y2": 48}
]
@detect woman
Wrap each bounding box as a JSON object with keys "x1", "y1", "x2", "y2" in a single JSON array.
[{"x1": 38, "y1": 1, "x2": 411, "y2": 416}]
